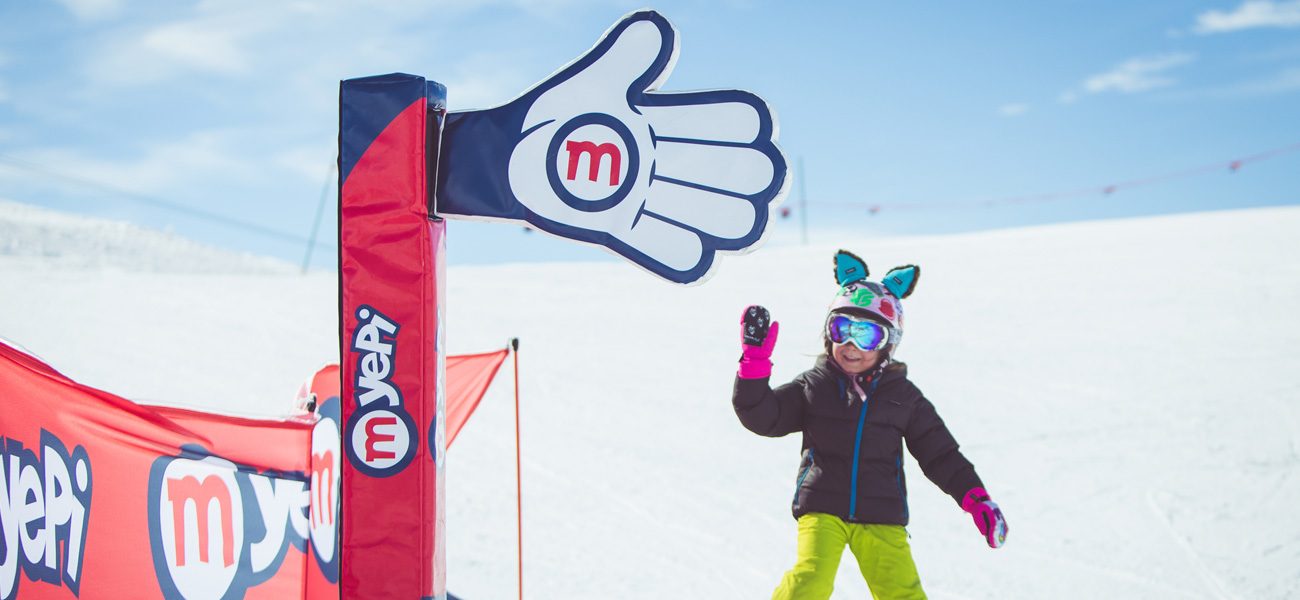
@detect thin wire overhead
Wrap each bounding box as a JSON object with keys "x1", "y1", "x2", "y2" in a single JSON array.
[
  {"x1": 0, "y1": 152, "x2": 334, "y2": 249},
  {"x1": 802, "y1": 141, "x2": 1300, "y2": 215}
]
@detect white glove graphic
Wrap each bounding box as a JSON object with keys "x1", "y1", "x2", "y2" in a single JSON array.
[{"x1": 493, "y1": 11, "x2": 787, "y2": 283}]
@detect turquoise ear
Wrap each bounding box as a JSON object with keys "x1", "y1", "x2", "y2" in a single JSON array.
[
  {"x1": 883, "y1": 265, "x2": 920, "y2": 298},
  {"x1": 834, "y1": 250, "x2": 869, "y2": 285}
]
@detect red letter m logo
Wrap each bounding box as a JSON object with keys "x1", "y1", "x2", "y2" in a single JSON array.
[
  {"x1": 166, "y1": 475, "x2": 235, "y2": 567},
  {"x1": 364, "y1": 416, "x2": 398, "y2": 462},
  {"x1": 311, "y1": 450, "x2": 335, "y2": 527},
  {"x1": 565, "y1": 141, "x2": 621, "y2": 186}
]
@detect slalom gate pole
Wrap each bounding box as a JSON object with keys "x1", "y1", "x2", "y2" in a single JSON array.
[
  {"x1": 511, "y1": 337, "x2": 523, "y2": 600},
  {"x1": 338, "y1": 74, "x2": 449, "y2": 598}
]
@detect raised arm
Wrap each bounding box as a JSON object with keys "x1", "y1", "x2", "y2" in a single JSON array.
[
  {"x1": 733, "y1": 376, "x2": 805, "y2": 437},
  {"x1": 731, "y1": 305, "x2": 803, "y2": 437}
]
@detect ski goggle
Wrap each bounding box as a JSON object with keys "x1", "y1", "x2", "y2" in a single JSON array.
[{"x1": 826, "y1": 314, "x2": 891, "y2": 351}]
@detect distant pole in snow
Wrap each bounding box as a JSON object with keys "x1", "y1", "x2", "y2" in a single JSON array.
[
  {"x1": 511, "y1": 337, "x2": 523, "y2": 600},
  {"x1": 301, "y1": 160, "x2": 337, "y2": 273},
  {"x1": 798, "y1": 157, "x2": 808, "y2": 246}
]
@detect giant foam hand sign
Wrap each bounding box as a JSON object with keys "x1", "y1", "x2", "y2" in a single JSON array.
[{"x1": 436, "y1": 10, "x2": 789, "y2": 284}]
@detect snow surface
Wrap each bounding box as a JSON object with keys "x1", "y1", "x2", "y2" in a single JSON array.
[{"x1": 2, "y1": 201, "x2": 1298, "y2": 599}]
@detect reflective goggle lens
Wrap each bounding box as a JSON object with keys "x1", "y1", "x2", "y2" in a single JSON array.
[{"x1": 827, "y1": 315, "x2": 889, "y2": 351}]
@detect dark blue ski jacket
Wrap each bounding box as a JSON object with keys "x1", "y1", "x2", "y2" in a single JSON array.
[{"x1": 733, "y1": 357, "x2": 982, "y2": 525}]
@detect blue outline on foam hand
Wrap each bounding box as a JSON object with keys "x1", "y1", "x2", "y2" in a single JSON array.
[{"x1": 435, "y1": 10, "x2": 789, "y2": 284}]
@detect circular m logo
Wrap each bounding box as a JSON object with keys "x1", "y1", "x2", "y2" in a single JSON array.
[
  {"x1": 148, "y1": 454, "x2": 246, "y2": 600},
  {"x1": 546, "y1": 113, "x2": 639, "y2": 213},
  {"x1": 345, "y1": 408, "x2": 415, "y2": 475}
]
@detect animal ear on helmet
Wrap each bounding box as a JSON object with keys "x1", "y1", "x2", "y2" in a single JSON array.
[
  {"x1": 883, "y1": 265, "x2": 920, "y2": 298},
  {"x1": 833, "y1": 250, "x2": 869, "y2": 286}
]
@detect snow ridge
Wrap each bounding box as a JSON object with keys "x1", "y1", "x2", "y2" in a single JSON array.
[{"x1": 0, "y1": 199, "x2": 294, "y2": 273}]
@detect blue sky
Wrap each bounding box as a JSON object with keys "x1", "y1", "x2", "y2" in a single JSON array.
[{"x1": 1, "y1": 0, "x2": 1298, "y2": 269}]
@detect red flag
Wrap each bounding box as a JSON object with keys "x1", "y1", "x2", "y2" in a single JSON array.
[{"x1": 446, "y1": 349, "x2": 510, "y2": 447}]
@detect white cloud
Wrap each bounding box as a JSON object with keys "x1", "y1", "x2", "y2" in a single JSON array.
[
  {"x1": 87, "y1": 13, "x2": 267, "y2": 85},
  {"x1": 53, "y1": 0, "x2": 123, "y2": 21},
  {"x1": 16, "y1": 130, "x2": 265, "y2": 196},
  {"x1": 35, "y1": 0, "x2": 624, "y2": 211},
  {"x1": 138, "y1": 21, "x2": 250, "y2": 74},
  {"x1": 1194, "y1": 1, "x2": 1300, "y2": 33},
  {"x1": 997, "y1": 103, "x2": 1029, "y2": 117},
  {"x1": 1082, "y1": 53, "x2": 1195, "y2": 94},
  {"x1": 1058, "y1": 90, "x2": 1079, "y2": 104}
]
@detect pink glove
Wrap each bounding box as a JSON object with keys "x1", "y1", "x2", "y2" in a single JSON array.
[
  {"x1": 738, "y1": 305, "x2": 780, "y2": 379},
  {"x1": 961, "y1": 487, "x2": 1008, "y2": 549}
]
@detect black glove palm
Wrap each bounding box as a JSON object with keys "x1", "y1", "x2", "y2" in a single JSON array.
[{"x1": 742, "y1": 305, "x2": 771, "y2": 347}]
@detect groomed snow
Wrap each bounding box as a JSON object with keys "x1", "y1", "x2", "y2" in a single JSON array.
[{"x1": 2, "y1": 202, "x2": 1297, "y2": 599}]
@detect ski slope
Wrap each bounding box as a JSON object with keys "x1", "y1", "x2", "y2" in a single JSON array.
[{"x1": 2, "y1": 199, "x2": 1298, "y2": 599}]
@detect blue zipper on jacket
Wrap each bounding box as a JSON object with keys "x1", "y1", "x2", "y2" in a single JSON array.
[
  {"x1": 896, "y1": 453, "x2": 908, "y2": 521},
  {"x1": 847, "y1": 374, "x2": 882, "y2": 521},
  {"x1": 793, "y1": 449, "x2": 815, "y2": 504}
]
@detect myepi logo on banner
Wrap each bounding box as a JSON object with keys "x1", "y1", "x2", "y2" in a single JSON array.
[
  {"x1": 146, "y1": 404, "x2": 342, "y2": 600},
  {"x1": 0, "y1": 431, "x2": 92, "y2": 600},
  {"x1": 344, "y1": 305, "x2": 417, "y2": 477}
]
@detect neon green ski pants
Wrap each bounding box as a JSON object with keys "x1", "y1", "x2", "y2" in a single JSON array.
[{"x1": 771, "y1": 512, "x2": 926, "y2": 600}]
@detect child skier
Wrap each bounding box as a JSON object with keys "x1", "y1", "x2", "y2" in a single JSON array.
[{"x1": 733, "y1": 250, "x2": 1007, "y2": 600}]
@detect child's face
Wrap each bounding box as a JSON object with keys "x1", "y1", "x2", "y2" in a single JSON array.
[{"x1": 832, "y1": 341, "x2": 881, "y2": 375}]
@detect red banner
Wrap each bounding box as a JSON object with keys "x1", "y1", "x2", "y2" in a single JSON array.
[
  {"x1": 0, "y1": 341, "x2": 340, "y2": 600},
  {"x1": 0, "y1": 340, "x2": 509, "y2": 600}
]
